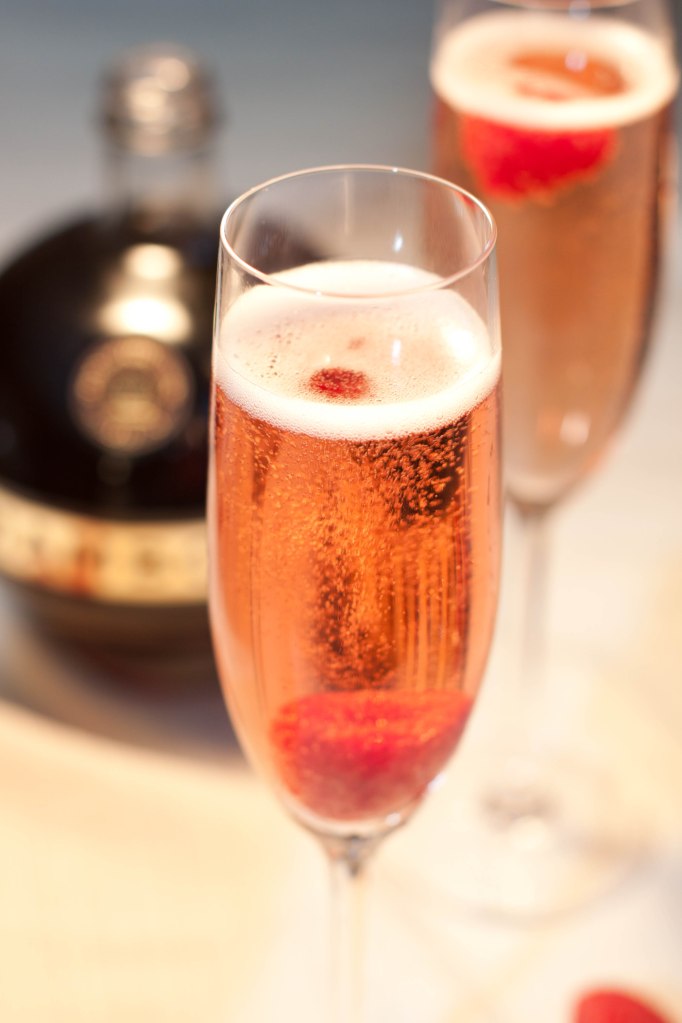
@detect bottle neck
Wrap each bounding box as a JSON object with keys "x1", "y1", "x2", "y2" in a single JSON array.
[{"x1": 102, "y1": 141, "x2": 218, "y2": 236}]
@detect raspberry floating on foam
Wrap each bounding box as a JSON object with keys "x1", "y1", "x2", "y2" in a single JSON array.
[{"x1": 308, "y1": 367, "x2": 370, "y2": 401}]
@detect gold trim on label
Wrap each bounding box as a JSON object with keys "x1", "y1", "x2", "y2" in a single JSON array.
[{"x1": 0, "y1": 485, "x2": 207, "y2": 605}]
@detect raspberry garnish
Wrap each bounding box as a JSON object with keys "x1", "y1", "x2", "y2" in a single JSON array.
[
  {"x1": 575, "y1": 989, "x2": 670, "y2": 1023},
  {"x1": 308, "y1": 367, "x2": 370, "y2": 400},
  {"x1": 460, "y1": 114, "x2": 615, "y2": 200},
  {"x1": 270, "y1": 689, "x2": 471, "y2": 821}
]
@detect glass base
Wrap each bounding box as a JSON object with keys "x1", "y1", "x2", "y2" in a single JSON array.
[
  {"x1": 383, "y1": 651, "x2": 661, "y2": 923},
  {"x1": 413, "y1": 747, "x2": 647, "y2": 922}
]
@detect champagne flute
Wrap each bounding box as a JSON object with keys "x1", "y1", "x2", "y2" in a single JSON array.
[
  {"x1": 426, "y1": 0, "x2": 679, "y2": 916},
  {"x1": 208, "y1": 165, "x2": 501, "y2": 1019}
]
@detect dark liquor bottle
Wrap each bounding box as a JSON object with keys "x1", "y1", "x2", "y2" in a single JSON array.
[{"x1": 0, "y1": 44, "x2": 224, "y2": 682}]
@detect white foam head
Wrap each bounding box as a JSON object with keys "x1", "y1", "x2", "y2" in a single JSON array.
[
  {"x1": 215, "y1": 260, "x2": 500, "y2": 441},
  {"x1": 431, "y1": 12, "x2": 678, "y2": 130}
]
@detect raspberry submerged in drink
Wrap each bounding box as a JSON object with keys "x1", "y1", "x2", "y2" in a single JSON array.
[
  {"x1": 308, "y1": 367, "x2": 370, "y2": 400},
  {"x1": 459, "y1": 115, "x2": 615, "y2": 200},
  {"x1": 575, "y1": 989, "x2": 670, "y2": 1023},
  {"x1": 270, "y1": 689, "x2": 472, "y2": 821},
  {"x1": 447, "y1": 48, "x2": 627, "y2": 200}
]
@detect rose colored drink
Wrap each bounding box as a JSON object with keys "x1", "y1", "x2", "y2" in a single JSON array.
[
  {"x1": 210, "y1": 259, "x2": 501, "y2": 833},
  {"x1": 431, "y1": 12, "x2": 678, "y2": 508}
]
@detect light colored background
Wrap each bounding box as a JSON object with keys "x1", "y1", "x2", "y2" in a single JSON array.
[
  {"x1": 1, "y1": 0, "x2": 680, "y2": 249},
  {"x1": 0, "y1": 2, "x2": 680, "y2": 1021},
  {"x1": 0, "y1": 0, "x2": 433, "y2": 263}
]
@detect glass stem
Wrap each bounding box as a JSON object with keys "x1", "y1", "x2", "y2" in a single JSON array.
[
  {"x1": 481, "y1": 504, "x2": 555, "y2": 827},
  {"x1": 514, "y1": 503, "x2": 551, "y2": 732},
  {"x1": 323, "y1": 835, "x2": 376, "y2": 1023}
]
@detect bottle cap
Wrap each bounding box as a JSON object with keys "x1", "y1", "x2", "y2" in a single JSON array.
[{"x1": 100, "y1": 42, "x2": 221, "y2": 154}]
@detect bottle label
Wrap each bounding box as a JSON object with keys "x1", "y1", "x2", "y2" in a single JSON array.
[
  {"x1": 69, "y1": 334, "x2": 194, "y2": 456},
  {"x1": 0, "y1": 483, "x2": 207, "y2": 603}
]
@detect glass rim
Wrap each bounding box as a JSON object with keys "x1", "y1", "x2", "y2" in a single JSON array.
[{"x1": 219, "y1": 163, "x2": 497, "y2": 299}]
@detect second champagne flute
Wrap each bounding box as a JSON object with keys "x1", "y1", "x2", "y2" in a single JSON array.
[{"x1": 424, "y1": 0, "x2": 678, "y2": 917}]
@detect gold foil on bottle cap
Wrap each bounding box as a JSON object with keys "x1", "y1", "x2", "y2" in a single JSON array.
[{"x1": 100, "y1": 43, "x2": 221, "y2": 154}]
